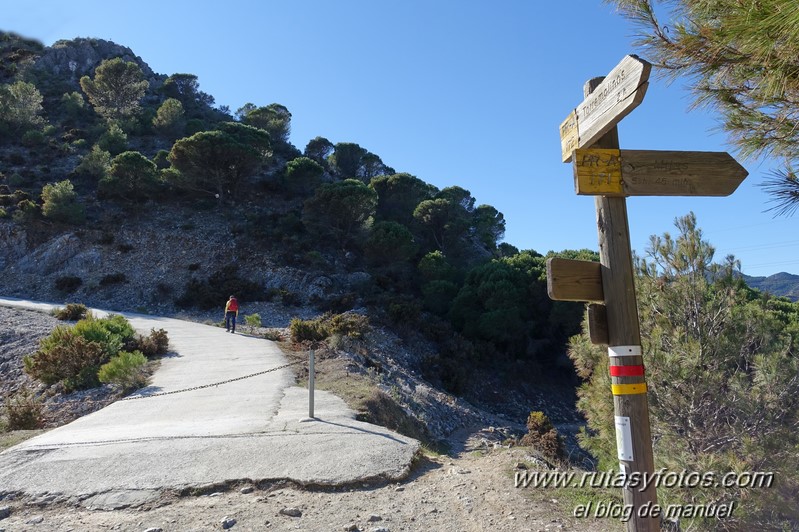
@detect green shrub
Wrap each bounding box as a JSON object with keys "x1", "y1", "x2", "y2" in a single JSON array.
[
  {"x1": 0, "y1": 207, "x2": 7, "y2": 218},
  {"x1": 421, "y1": 279, "x2": 459, "y2": 315},
  {"x1": 74, "y1": 145, "x2": 111, "y2": 178},
  {"x1": 54, "y1": 275, "x2": 83, "y2": 293},
  {"x1": 98, "y1": 350, "x2": 147, "y2": 392},
  {"x1": 13, "y1": 189, "x2": 31, "y2": 202},
  {"x1": 328, "y1": 313, "x2": 369, "y2": 339},
  {"x1": 53, "y1": 303, "x2": 88, "y2": 320},
  {"x1": 72, "y1": 314, "x2": 135, "y2": 357},
  {"x1": 21, "y1": 129, "x2": 45, "y2": 146},
  {"x1": 4, "y1": 390, "x2": 44, "y2": 430},
  {"x1": 365, "y1": 221, "x2": 417, "y2": 265},
  {"x1": 97, "y1": 123, "x2": 128, "y2": 155},
  {"x1": 24, "y1": 328, "x2": 106, "y2": 391},
  {"x1": 388, "y1": 298, "x2": 422, "y2": 325},
  {"x1": 61, "y1": 91, "x2": 85, "y2": 119},
  {"x1": 100, "y1": 151, "x2": 161, "y2": 200},
  {"x1": 289, "y1": 317, "x2": 329, "y2": 343},
  {"x1": 244, "y1": 313, "x2": 262, "y2": 332},
  {"x1": 41, "y1": 179, "x2": 84, "y2": 224},
  {"x1": 134, "y1": 328, "x2": 169, "y2": 358},
  {"x1": 25, "y1": 315, "x2": 139, "y2": 392},
  {"x1": 12, "y1": 198, "x2": 38, "y2": 222},
  {"x1": 153, "y1": 149, "x2": 170, "y2": 169}
]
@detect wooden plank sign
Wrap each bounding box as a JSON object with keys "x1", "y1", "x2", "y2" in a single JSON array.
[
  {"x1": 546, "y1": 257, "x2": 604, "y2": 302},
  {"x1": 573, "y1": 148, "x2": 748, "y2": 196},
  {"x1": 560, "y1": 55, "x2": 652, "y2": 162}
]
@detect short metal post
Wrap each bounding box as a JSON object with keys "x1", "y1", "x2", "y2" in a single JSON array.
[{"x1": 308, "y1": 349, "x2": 315, "y2": 419}]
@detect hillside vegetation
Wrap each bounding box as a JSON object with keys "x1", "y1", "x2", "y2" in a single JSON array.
[{"x1": 0, "y1": 31, "x2": 587, "y2": 422}]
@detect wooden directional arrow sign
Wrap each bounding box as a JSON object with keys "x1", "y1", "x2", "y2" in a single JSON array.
[
  {"x1": 572, "y1": 148, "x2": 749, "y2": 196},
  {"x1": 560, "y1": 55, "x2": 651, "y2": 163},
  {"x1": 546, "y1": 257, "x2": 604, "y2": 302}
]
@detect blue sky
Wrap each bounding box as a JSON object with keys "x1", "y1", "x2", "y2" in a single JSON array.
[{"x1": 4, "y1": 0, "x2": 796, "y2": 276}]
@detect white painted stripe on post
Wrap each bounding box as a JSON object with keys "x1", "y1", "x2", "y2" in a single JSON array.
[{"x1": 608, "y1": 345, "x2": 642, "y2": 357}]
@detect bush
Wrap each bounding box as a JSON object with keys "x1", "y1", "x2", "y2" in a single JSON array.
[
  {"x1": 54, "y1": 275, "x2": 83, "y2": 293},
  {"x1": 97, "y1": 123, "x2": 128, "y2": 155},
  {"x1": 289, "y1": 317, "x2": 329, "y2": 343},
  {"x1": 4, "y1": 390, "x2": 44, "y2": 430},
  {"x1": 53, "y1": 303, "x2": 88, "y2": 320},
  {"x1": 100, "y1": 151, "x2": 161, "y2": 200},
  {"x1": 519, "y1": 411, "x2": 564, "y2": 461},
  {"x1": 244, "y1": 313, "x2": 262, "y2": 332},
  {"x1": 327, "y1": 313, "x2": 369, "y2": 339},
  {"x1": 24, "y1": 328, "x2": 106, "y2": 391},
  {"x1": 388, "y1": 298, "x2": 422, "y2": 325},
  {"x1": 288, "y1": 313, "x2": 368, "y2": 344},
  {"x1": 12, "y1": 198, "x2": 38, "y2": 223},
  {"x1": 365, "y1": 221, "x2": 417, "y2": 265},
  {"x1": 21, "y1": 129, "x2": 45, "y2": 146},
  {"x1": 72, "y1": 314, "x2": 135, "y2": 357},
  {"x1": 41, "y1": 179, "x2": 84, "y2": 224},
  {"x1": 134, "y1": 328, "x2": 169, "y2": 358},
  {"x1": 153, "y1": 149, "x2": 171, "y2": 169},
  {"x1": 25, "y1": 315, "x2": 139, "y2": 392},
  {"x1": 98, "y1": 350, "x2": 147, "y2": 392},
  {"x1": 74, "y1": 145, "x2": 111, "y2": 179}
]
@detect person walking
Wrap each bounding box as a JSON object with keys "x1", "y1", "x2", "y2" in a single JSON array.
[{"x1": 224, "y1": 295, "x2": 239, "y2": 333}]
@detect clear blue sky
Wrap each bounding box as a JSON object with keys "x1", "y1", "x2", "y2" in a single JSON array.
[{"x1": 4, "y1": 0, "x2": 796, "y2": 276}]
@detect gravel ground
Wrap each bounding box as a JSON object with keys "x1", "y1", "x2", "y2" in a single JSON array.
[{"x1": 0, "y1": 438, "x2": 614, "y2": 532}]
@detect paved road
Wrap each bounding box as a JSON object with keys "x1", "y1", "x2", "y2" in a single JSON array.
[{"x1": 0, "y1": 298, "x2": 419, "y2": 508}]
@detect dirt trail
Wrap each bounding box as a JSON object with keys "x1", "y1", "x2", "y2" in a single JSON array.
[{"x1": 0, "y1": 433, "x2": 616, "y2": 532}]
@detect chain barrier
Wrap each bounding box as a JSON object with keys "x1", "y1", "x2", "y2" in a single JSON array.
[
  {"x1": 2, "y1": 359, "x2": 307, "y2": 416},
  {"x1": 120, "y1": 359, "x2": 305, "y2": 401}
]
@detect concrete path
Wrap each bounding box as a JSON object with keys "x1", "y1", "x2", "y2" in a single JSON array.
[{"x1": 0, "y1": 298, "x2": 419, "y2": 508}]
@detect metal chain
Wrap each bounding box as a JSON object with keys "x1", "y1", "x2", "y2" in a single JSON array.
[
  {"x1": 3, "y1": 360, "x2": 307, "y2": 442},
  {"x1": 120, "y1": 359, "x2": 306, "y2": 401},
  {"x1": 2, "y1": 360, "x2": 306, "y2": 414}
]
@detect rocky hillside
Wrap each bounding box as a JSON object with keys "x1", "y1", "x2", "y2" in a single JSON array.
[
  {"x1": 741, "y1": 271, "x2": 799, "y2": 301},
  {"x1": 0, "y1": 31, "x2": 594, "y2": 461}
]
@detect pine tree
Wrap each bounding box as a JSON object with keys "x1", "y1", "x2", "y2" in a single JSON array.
[{"x1": 607, "y1": 0, "x2": 799, "y2": 213}]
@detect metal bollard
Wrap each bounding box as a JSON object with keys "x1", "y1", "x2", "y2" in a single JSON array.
[{"x1": 308, "y1": 348, "x2": 315, "y2": 419}]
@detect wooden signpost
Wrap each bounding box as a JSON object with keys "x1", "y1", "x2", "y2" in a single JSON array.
[
  {"x1": 560, "y1": 55, "x2": 651, "y2": 163},
  {"x1": 573, "y1": 148, "x2": 748, "y2": 196},
  {"x1": 549, "y1": 55, "x2": 748, "y2": 532}
]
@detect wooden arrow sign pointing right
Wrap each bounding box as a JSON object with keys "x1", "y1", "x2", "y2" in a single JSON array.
[{"x1": 573, "y1": 148, "x2": 748, "y2": 196}]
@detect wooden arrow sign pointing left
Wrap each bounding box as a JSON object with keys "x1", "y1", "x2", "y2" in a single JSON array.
[
  {"x1": 559, "y1": 55, "x2": 652, "y2": 163},
  {"x1": 573, "y1": 148, "x2": 748, "y2": 197}
]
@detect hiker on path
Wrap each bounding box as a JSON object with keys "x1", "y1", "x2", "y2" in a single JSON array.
[{"x1": 224, "y1": 295, "x2": 239, "y2": 333}]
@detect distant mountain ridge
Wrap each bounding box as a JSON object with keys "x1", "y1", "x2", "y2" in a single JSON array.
[{"x1": 742, "y1": 272, "x2": 799, "y2": 301}]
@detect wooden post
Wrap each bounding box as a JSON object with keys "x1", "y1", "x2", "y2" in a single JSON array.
[{"x1": 585, "y1": 77, "x2": 658, "y2": 531}]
